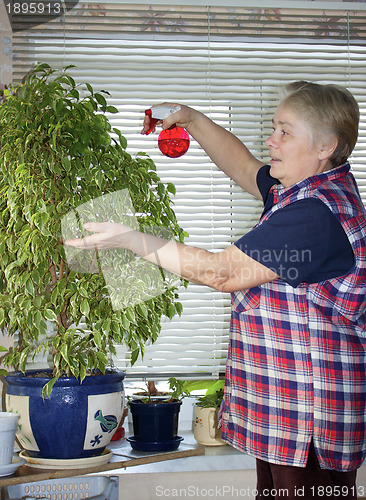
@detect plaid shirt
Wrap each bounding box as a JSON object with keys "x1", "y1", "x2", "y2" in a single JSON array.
[{"x1": 220, "y1": 164, "x2": 366, "y2": 471}]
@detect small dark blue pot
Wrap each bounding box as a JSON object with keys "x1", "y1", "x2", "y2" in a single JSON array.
[
  {"x1": 128, "y1": 399, "x2": 182, "y2": 451},
  {"x1": 5, "y1": 369, "x2": 124, "y2": 460}
]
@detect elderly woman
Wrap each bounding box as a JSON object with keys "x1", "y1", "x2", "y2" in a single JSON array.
[{"x1": 66, "y1": 82, "x2": 366, "y2": 499}]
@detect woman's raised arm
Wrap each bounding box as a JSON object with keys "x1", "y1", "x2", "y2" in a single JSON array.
[{"x1": 142, "y1": 103, "x2": 264, "y2": 200}]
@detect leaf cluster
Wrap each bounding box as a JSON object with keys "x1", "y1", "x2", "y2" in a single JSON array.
[
  {"x1": 0, "y1": 63, "x2": 186, "y2": 395},
  {"x1": 168, "y1": 377, "x2": 193, "y2": 401},
  {"x1": 195, "y1": 388, "x2": 224, "y2": 408},
  {"x1": 184, "y1": 379, "x2": 225, "y2": 408}
]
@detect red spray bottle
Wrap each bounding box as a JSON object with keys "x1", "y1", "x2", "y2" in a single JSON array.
[{"x1": 145, "y1": 105, "x2": 190, "y2": 158}]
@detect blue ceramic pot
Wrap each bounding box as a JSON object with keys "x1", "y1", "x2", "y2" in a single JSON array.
[
  {"x1": 5, "y1": 369, "x2": 124, "y2": 460},
  {"x1": 128, "y1": 399, "x2": 182, "y2": 452}
]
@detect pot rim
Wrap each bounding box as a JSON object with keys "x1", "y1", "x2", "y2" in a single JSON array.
[
  {"x1": 128, "y1": 398, "x2": 182, "y2": 407},
  {"x1": 5, "y1": 369, "x2": 125, "y2": 387}
]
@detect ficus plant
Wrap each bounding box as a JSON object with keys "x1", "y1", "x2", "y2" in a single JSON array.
[{"x1": 0, "y1": 63, "x2": 186, "y2": 397}]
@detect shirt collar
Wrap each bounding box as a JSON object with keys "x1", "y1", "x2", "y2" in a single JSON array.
[{"x1": 271, "y1": 162, "x2": 351, "y2": 205}]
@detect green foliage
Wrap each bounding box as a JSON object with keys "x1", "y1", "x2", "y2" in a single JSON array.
[
  {"x1": 0, "y1": 63, "x2": 185, "y2": 395},
  {"x1": 182, "y1": 379, "x2": 225, "y2": 408},
  {"x1": 0, "y1": 345, "x2": 7, "y2": 377},
  {"x1": 168, "y1": 377, "x2": 193, "y2": 401},
  {"x1": 195, "y1": 388, "x2": 224, "y2": 408},
  {"x1": 166, "y1": 378, "x2": 225, "y2": 405}
]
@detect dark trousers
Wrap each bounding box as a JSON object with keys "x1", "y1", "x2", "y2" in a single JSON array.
[{"x1": 256, "y1": 442, "x2": 358, "y2": 500}]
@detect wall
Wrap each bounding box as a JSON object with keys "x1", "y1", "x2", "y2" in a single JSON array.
[
  {"x1": 114, "y1": 469, "x2": 258, "y2": 500},
  {"x1": 0, "y1": 0, "x2": 12, "y2": 88},
  {"x1": 0, "y1": 334, "x2": 13, "y2": 410},
  {"x1": 0, "y1": 0, "x2": 12, "y2": 410}
]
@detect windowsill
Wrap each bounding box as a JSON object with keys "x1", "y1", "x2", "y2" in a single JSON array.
[
  {"x1": 106, "y1": 396, "x2": 257, "y2": 474},
  {"x1": 107, "y1": 430, "x2": 256, "y2": 474}
]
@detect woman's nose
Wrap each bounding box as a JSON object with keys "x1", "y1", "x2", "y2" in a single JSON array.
[{"x1": 265, "y1": 132, "x2": 277, "y2": 149}]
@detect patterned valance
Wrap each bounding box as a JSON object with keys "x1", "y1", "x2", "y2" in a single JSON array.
[{"x1": 8, "y1": 3, "x2": 366, "y2": 43}]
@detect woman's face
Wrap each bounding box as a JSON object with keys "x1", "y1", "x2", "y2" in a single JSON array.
[{"x1": 265, "y1": 104, "x2": 330, "y2": 188}]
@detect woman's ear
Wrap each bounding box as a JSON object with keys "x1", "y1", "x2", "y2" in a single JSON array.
[{"x1": 318, "y1": 135, "x2": 338, "y2": 161}]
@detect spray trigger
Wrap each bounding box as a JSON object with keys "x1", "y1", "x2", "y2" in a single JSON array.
[{"x1": 144, "y1": 105, "x2": 181, "y2": 135}]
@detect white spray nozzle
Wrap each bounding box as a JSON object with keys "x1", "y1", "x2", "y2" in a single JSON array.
[{"x1": 150, "y1": 105, "x2": 181, "y2": 120}]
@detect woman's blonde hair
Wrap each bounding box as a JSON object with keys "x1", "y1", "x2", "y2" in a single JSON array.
[{"x1": 281, "y1": 81, "x2": 359, "y2": 168}]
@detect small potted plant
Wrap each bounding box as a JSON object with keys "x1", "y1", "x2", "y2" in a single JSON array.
[
  {"x1": 0, "y1": 63, "x2": 185, "y2": 460},
  {"x1": 127, "y1": 378, "x2": 191, "y2": 452},
  {"x1": 192, "y1": 380, "x2": 225, "y2": 446}
]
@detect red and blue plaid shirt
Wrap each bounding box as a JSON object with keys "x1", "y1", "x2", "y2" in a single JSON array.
[{"x1": 220, "y1": 164, "x2": 366, "y2": 471}]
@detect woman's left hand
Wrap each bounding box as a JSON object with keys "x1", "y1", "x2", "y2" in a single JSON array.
[{"x1": 64, "y1": 222, "x2": 132, "y2": 250}]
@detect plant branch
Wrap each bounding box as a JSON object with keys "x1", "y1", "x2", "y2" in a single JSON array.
[{"x1": 49, "y1": 261, "x2": 58, "y2": 286}]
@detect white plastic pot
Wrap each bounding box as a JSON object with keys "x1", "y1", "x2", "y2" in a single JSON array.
[{"x1": 0, "y1": 412, "x2": 20, "y2": 465}]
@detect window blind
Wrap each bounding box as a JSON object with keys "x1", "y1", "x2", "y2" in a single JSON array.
[{"x1": 11, "y1": 2, "x2": 366, "y2": 379}]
